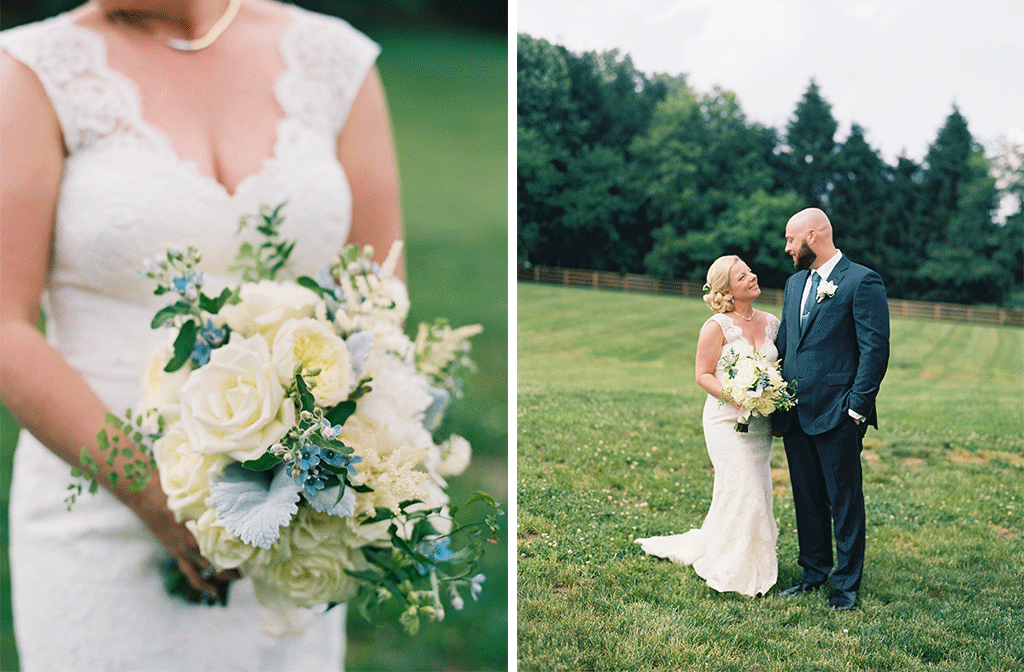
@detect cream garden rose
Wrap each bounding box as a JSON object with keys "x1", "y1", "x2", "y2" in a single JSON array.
[
  {"x1": 152, "y1": 422, "x2": 229, "y2": 522},
  {"x1": 249, "y1": 509, "x2": 368, "y2": 608},
  {"x1": 187, "y1": 508, "x2": 258, "y2": 570},
  {"x1": 220, "y1": 280, "x2": 324, "y2": 341},
  {"x1": 178, "y1": 333, "x2": 295, "y2": 462},
  {"x1": 271, "y1": 318, "x2": 354, "y2": 408}
]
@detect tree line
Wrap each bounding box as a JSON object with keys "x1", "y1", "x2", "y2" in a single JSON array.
[{"x1": 517, "y1": 34, "x2": 1023, "y2": 308}]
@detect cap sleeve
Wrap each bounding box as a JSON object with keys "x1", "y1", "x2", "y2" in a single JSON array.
[{"x1": 276, "y1": 7, "x2": 381, "y2": 140}]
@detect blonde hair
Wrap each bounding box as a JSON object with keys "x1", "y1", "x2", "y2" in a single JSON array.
[{"x1": 703, "y1": 255, "x2": 739, "y2": 314}]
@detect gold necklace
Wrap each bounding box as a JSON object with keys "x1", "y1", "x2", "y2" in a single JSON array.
[{"x1": 112, "y1": 0, "x2": 241, "y2": 52}]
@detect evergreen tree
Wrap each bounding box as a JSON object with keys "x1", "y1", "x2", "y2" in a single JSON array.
[
  {"x1": 915, "y1": 107, "x2": 1006, "y2": 304},
  {"x1": 828, "y1": 124, "x2": 890, "y2": 270},
  {"x1": 782, "y1": 80, "x2": 840, "y2": 209}
]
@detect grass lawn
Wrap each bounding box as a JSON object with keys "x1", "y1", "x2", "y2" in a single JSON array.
[
  {"x1": 0, "y1": 28, "x2": 508, "y2": 672},
  {"x1": 518, "y1": 282, "x2": 1023, "y2": 672}
]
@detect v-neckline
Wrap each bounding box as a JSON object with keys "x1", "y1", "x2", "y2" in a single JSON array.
[
  {"x1": 718, "y1": 313, "x2": 770, "y2": 352},
  {"x1": 68, "y1": 8, "x2": 299, "y2": 198}
]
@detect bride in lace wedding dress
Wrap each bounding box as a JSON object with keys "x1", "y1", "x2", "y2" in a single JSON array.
[
  {"x1": 0, "y1": 1, "x2": 401, "y2": 669},
  {"x1": 636, "y1": 255, "x2": 778, "y2": 597}
]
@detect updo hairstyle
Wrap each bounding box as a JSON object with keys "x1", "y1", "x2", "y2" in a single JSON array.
[{"x1": 702, "y1": 255, "x2": 739, "y2": 314}]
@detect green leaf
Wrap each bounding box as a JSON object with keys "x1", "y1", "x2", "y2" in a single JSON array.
[
  {"x1": 241, "y1": 452, "x2": 281, "y2": 471},
  {"x1": 324, "y1": 400, "x2": 356, "y2": 427},
  {"x1": 199, "y1": 286, "x2": 235, "y2": 314},
  {"x1": 88, "y1": 480, "x2": 99, "y2": 495},
  {"x1": 150, "y1": 301, "x2": 193, "y2": 329},
  {"x1": 296, "y1": 275, "x2": 327, "y2": 297},
  {"x1": 294, "y1": 373, "x2": 316, "y2": 413},
  {"x1": 108, "y1": 472, "x2": 118, "y2": 488},
  {"x1": 165, "y1": 319, "x2": 198, "y2": 372},
  {"x1": 121, "y1": 448, "x2": 133, "y2": 458}
]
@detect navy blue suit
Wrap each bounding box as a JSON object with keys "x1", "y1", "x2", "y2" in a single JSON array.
[{"x1": 773, "y1": 255, "x2": 889, "y2": 592}]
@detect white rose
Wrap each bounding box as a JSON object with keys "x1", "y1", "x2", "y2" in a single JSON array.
[
  {"x1": 249, "y1": 509, "x2": 367, "y2": 608},
  {"x1": 187, "y1": 508, "x2": 258, "y2": 570},
  {"x1": 272, "y1": 318, "x2": 354, "y2": 408},
  {"x1": 178, "y1": 333, "x2": 296, "y2": 462},
  {"x1": 152, "y1": 422, "x2": 229, "y2": 522},
  {"x1": 220, "y1": 280, "x2": 324, "y2": 342}
]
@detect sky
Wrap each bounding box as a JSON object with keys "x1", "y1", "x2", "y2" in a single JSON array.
[{"x1": 516, "y1": 0, "x2": 1024, "y2": 166}]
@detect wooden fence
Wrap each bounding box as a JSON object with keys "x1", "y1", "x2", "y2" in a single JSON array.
[{"x1": 517, "y1": 265, "x2": 1024, "y2": 328}]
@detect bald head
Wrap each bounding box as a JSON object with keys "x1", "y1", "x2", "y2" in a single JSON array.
[{"x1": 784, "y1": 208, "x2": 837, "y2": 271}]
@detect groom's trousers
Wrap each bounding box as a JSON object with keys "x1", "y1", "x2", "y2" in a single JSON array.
[{"x1": 783, "y1": 413, "x2": 866, "y2": 593}]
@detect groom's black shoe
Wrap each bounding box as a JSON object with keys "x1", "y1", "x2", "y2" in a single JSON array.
[
  {"x1": 828, "y1": 589, "x2": 858, "y2": 611},
  {"x1": 780, "y1": 580, "x2": 825, "y2": 597}
]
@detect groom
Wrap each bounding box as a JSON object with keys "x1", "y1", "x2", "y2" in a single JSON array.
[{"x1": 773, "y1": 207, "x2": 889, "y2": 611}]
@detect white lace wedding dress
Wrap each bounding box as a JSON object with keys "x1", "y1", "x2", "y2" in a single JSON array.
[
  {"x1": 2, "y1": 8, "x2": 378, "y2": 670},
  {"x1": 636, "y1": 312, "x2": 779, "y2": 597}
]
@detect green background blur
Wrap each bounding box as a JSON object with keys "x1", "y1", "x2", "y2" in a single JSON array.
[{"x1": 0, "y1": 3, "x2": 509, "y2": 670}]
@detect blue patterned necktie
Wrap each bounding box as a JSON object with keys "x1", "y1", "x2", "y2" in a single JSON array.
[{"x1": 801, "y1": 271, "x2": 820, "y2": 329}]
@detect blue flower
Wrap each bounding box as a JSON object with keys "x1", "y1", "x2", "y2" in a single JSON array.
[
  {"x1": 191, "y1": 340, "x2": 212, "y2": 366},
  {"x1": 321, "y1": 447, "x2": 361, "y2": 477},
  {"x1": 319, "y1": 418, "x2": 342, "y2": 442},
  {"x1": 414, "y1": 537, "x2": 456, "y2": 575},
  {"x1": 172, "y1": 275, "x2": 190, "y2": 293},
  {"x1": 199, "y1": 319, "x2": 226, "y2": 347}
]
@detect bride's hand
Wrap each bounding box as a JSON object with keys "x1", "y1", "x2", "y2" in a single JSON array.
[{"x1": 134, "y1": 481, "x2": 240, "y2": 603}]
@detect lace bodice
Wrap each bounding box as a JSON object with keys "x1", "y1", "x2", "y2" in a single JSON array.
[
  {"x1": 1, "y1": 7, "x2": 378, "y2": 412},
  {"x1": 3, "y1": 9, "x2": 378, "y2": 670},
  {"x1": 707, "y1": 312, "x2": 780, "y2": 382}
]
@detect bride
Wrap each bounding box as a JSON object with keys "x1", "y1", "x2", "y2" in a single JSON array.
[
  {"x1": 1, "y1": 0, "x2": 400, "y2": 669},
  {"x1": 636, "y1": 255, "x2": 778, "y2": 597}
]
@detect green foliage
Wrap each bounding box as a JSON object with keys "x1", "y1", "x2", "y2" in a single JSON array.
[
  {"x1": 518, "y1": 38, "x2": 1022, "y2": 307},
  {"x1": 518, "y1": 283, "x2": 1024, "y2": 672},
  {"x1": 65, "y1": 411, "x2": 160, "y2": 509},
  {"x1": 230, "y1": 202, "x2": 294, "y2": 282}
]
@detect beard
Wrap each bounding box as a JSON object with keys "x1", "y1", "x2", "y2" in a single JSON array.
[{"x1": 793, "y1": 242, "x2": 816, "y2": 271}]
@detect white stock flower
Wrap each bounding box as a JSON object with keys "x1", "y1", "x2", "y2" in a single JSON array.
[
  {"x1": 152, "y1": 422, "x2": 229, "y2": 522},
  {"x1": 338, "y1": 415, "x2": 429, "y2": 516},
  {"x1": 272, "y1": 318, "x2": 355, "y2": 407},
  {"x1": 220, "y1": 280, "x2": 324, "y2": 342},
  {"x1": 178, "y1": 333, "x2": 295, "y2": 462}
]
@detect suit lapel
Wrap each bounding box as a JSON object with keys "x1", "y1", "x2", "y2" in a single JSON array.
[
  {"x1": 800, "y1": 256, "x2": 850, "y2": 342},
  {"x1": 789, "y1": 270, "x2": 808, "y2": 349}
]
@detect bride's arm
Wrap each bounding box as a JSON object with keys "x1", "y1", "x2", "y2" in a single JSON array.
[
  {"x1": 338, "y1": 66, "x2": 405, "y2": 280},
  {"x1": 0, "y1": 54, "x2": 227, "y2": 599},
  {"x1": 695, "y1": 319, "x2": 736, "y2": 407}
]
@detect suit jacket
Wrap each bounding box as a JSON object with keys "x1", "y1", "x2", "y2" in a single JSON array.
[{"x1": 773, "y1": 255, "x2": 890, "y2": 436}]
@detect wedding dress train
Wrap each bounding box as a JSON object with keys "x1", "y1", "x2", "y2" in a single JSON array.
[{"x1": 636, "y1": 312, "x2": 779, "y2": 597}]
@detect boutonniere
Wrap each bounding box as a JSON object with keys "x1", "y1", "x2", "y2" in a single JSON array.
[{"x1": 816, "y1": 279, "x2": 838, "y2": 303}]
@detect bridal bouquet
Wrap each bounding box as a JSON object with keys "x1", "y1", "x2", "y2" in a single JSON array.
[
  {"x1": 67, "y1": 204, "x2": 499, "y2": 636},
  {"x1": 718, "y1": 349, "x2": 796, "y2": 433}
]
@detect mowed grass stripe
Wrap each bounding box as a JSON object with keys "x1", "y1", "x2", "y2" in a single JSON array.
[{"x1": 518, "y1": 282, "x2": 1024, "y2": 672}]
